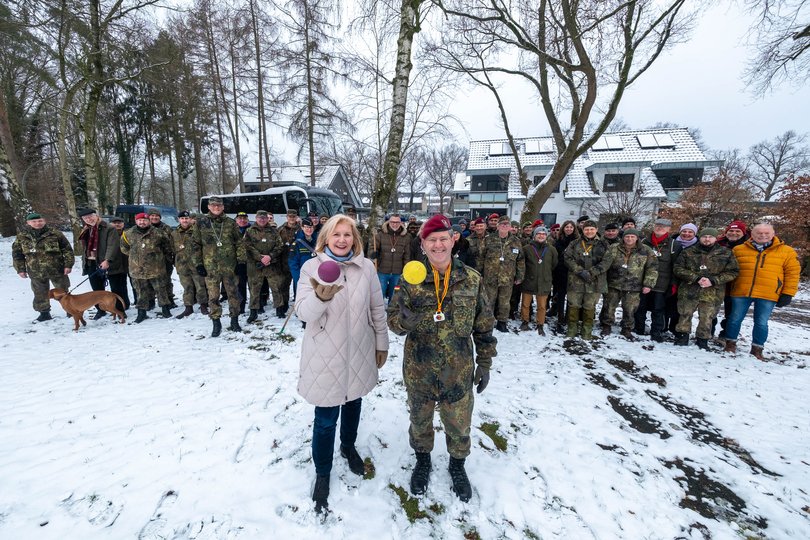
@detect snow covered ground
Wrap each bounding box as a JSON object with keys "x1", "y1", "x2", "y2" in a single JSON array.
[{"x1": 1, "y1": 236, "x2": 809, "y2": 540}]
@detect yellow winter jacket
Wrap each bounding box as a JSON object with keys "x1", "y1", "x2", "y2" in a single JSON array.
[{"x1": 730, "y1": 237, "x2": 800, "y2": 301}]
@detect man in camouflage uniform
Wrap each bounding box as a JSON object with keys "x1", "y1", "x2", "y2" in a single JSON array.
[
  {"x1": 600, "y1": 229, "x2": 658, "y2": 339},
  {"x1": 602, "y1": 223, "x2": 620, "y2": 246},
  {"x1": 172, "y1": 211, "x2": 209, "y2": 319},
  {"x1": 481, "y1": 215, "x2": 525, "y2": 332},
  {"x1": 672, "y1": 228, "x2": 739, "y2": 349},
  {"x1": 465, "y1": 218, "x2": 487, "y2": 272},
  {"x1": 120, "y1": 213, "x2": 174, "y2": 323},
  {"x1": 277, "y1": 209, "x2": 299, "y2": 312},
  {"x1": 191, "y1": 197, "x2": 246, "y2": 337},
  {"x1": 563, "y1": 220, "x2": 612, "y2": 339},
  {"x1": 244, "y1": 210, "x2": 285, "y2": 322},
  {"x1": 148, "y1": 208, "x2": 176, "y2": 308},
  {"x1": 12, "y1": 212, "x2": 74, "y2": 321},
  {"x1": 388, "y1": 214, "x2": 497, "y2": 503}
]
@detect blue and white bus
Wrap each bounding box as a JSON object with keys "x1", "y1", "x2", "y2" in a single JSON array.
[{"x1": 199, "y1": 186, "x2": 344, "y2": 222}]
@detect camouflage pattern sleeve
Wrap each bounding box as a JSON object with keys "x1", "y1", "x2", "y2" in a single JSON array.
[
  {"x1": 563, "y1": 241, "x2": 582, "y2": 273},
  {"x1": 713, "y1": 248, "x2": 739, "y2": 285},
  {"x1": 190, "y1": 223, "x2": 203, "y2": 268},
  {"x1": 243, "y1": 230, "x2": 261, "y2": 263},
  {"x1": 58, "y1": 231, "x2": 75, "y2": 268},
  {"x1": 234, "y1": 221, "x2": 246, "y2": 264},
  {"x1": 642, "y1": 249, "x2": 659, "y2": 289},
  {"x1": 592, "y1": 242, "x2": 615, "y2": 276},
  {"x1": 387, "y1": 283, "x2": 412, "y2": 336},
  {"x1": 471, "y1": 279, "x2": 497, "y2": 368},
  {"x1": 120, "y1": 230, "x2": 131, "y2": 257},
  {"x1": 672, "y1": 250, "x2": 698, "y2": 284},
  {"x1": 12, "y1": 237, "x2": 26, "y2": 273}
]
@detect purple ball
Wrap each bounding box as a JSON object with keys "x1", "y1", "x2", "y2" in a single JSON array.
[{"x1": 317, "y1": 260, "x2": 341, "y2": 283}]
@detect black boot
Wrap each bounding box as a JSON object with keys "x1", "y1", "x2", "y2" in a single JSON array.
[
  {"x1": 247, "y1": 309, "x2": 259, "y2": 323},
  {"x1": 200, "y1": 303, "x2": 209, "y2": 315},
  {"x1": 229, "y1": 316, "x2": 242, "y2": 332},
  {"x1": 160, "y1": 306, "x2": 172, "y2": 318},
  {"x1": 93, "y1": 309, "x2": 107, "y2": 320},
  {"x1": 175, "y1": 305, "x2": 194, "y2": 319},
  {"x1": 313, "y1": 475, "x2": 330, "y2": 514},
  {"x1": 135, "y1": 309, "x2": 149, "y2": 324},
  {"x1": 650, "y1": 332, "x2": 664, "y2": 343},
  {"x1": 674, "y1": 332, "x2": 689, "y2": 346},
  {"x1": 448, "y1": 457, "x2": 472, "y2": 502},
  {"x1": 495, "y1": 321, "x2": 508, "y2": 333},
  {"x1": 36, "y1": 310, "x2": 52, "y2": 322},
  {"x1": 276, "y1": 306, "x2": 286, "y2": 318},
  {"x1": 340, "y1": 445, "x2": 365, "y2": 476},
  {"x1": 148, "y1": 299, "x2": 155, "y2": 310},
  {"x1": 410, "y1": 452, "x2": 431, "y2": 496},
  {"x1": 696, "y1": 338, "x2": 709, "y2": 350},
  {"x1": 211, "y1": 319, "x2": 222, "y2": 337}
]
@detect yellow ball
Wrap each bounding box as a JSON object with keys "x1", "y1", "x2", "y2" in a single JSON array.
[{"x1": 402, "y1": 261, "x2": 428, "y2": 285}]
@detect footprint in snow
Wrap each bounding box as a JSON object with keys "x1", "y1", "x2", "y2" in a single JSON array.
[
  {"x1": 60, "y1": 492, "x2": 122, "y2": 528},
  {"x1": 137, "y1": 489, "x2": 178, "y2": 540}
]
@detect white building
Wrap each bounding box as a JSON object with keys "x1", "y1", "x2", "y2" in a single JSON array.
[{"x1": 463, "y1": 128, "x2": 721, "y2": 225}]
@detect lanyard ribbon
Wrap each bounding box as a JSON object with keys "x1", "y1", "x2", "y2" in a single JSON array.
[{"x1": 431, "y1": 264, "x2": 451, "y2": 314}]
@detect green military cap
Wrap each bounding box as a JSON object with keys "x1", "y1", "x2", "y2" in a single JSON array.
[
  {"x1": 147, "y1": 208, "x2": 161, "y2": 216},
  {"x1": 256, "y1": 210, "x2": 269, "y2": 217},
  {"x1": 623, "y1": 228, "x2": 641, "y2": 237},
  {"x1": 26, "y1": 212, "x2": 42, "y2": 220},
  {"x1": 208, "y1": 196, "x2": 224, "y2": 205},
  {"x1": 286, "y1": 209, "x2": 298, "y2": 216},
  {"x1": 699, "y1": 227, "x2": 720, "y2": 238}
]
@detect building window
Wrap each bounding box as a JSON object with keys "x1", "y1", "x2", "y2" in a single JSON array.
[
  {"x1": 532, "y1": 176, "x2": 560, "y2": 192},
  {"x1": 471, "y1": 174, "x2": 509, "y2": 192},
  {"x1": 655, "y1": 169, "x2": 703, "y2": 190},
  {"x1": 603, "y1": 174, "x2": 634, "y2": 192}
]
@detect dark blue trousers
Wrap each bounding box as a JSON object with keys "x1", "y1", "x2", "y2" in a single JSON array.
[{"x1": 312, "y1": 397, "x2": 362, "y2": 476}]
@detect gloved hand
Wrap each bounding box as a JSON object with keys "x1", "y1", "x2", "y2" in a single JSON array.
[
  {"x1": 473, "y1": 365, "x2": 490, "y2": 394},
  {"x1": 256, "y1": 262, "x2": 265, "y2": 269},
  {"x1": 309, "y1": 277, "x2": 343, "y2": 302},
  {"x1": 375, "y1": 350, "x2": 388, "y2": 368},
  {"x1": 397, "y1": 295, "x2": 421, "y2": 331},
  {"x1": 776, "y1": 293, "x2": 793, "y2": 307},
  {"x1": 576, "y1": 270, "x2": 592, "y2": 282},
  {"x1": 196, "y1": 265, "x2": 207, "y2": 277},
  {"x1": 236, "y1": 262, "x2": 247, "y2": 274}
]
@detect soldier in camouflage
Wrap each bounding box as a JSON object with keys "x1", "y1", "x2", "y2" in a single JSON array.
[
  {"x1": 172, "y1": 211, "x2": 208, "y2": 319},
  {"x1": 563, "y1": 220, "x2": 612, "y2": 339},
  {"x1": 244, "y1": 210, "x2": 285, "y2": 323},
  {"x1": 465, "y1": 218, "x2": 488, "y2": 272},
  {"x1": 388, "y1": 214, "x2": 497, "y2": 503},
  {"x1": 481, "y1": 216, "x2": 525, "y2": 332},
  {"x1": 277, "y1": 209, "x2": 300, "y2": 313},
  {"x1": 148, "y1": 208, "x2": 176, "y2": 308},
  {"x1": 672, "y1": 228, "x2": 739, "y2": 349},
  {"x1": 600, "y1": 229, "x2": 658, "y2": 339},
  {"x1": 12, "y1": 212, "x2": 74, "y2": 321},
  {"x1": 191, "y1": 197, "x2": 247, "y2": 337},
  {"x1": 120, "y1": 213, "x2": 174, "y2": 322}
]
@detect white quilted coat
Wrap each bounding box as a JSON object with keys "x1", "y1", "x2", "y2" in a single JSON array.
[{"x1": 296, "y1": 252, "x2": 389, "y2": 407}]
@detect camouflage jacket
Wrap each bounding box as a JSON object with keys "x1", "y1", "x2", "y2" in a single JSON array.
[
  {"x1": 466, "y1": 233, "x2": 488, "y2": 272},
  {"x1": 243, "y1": 224, "x2": 284, "y2": 266},
  {"x1": 191, "y1": 213, "x2": 246, "y2": 274},
  {"x1": 171, "y1": 225, "x2": 196, "y2": 271},
  {"x1": 520, "y1": 241, "x2": 558, "y2": 295},
  {"x1": 388, "y1": 259, "x2": 497, "y2": 403},
  {"x1": 12, "y1": 226, "x2": 74, "y2": 279},
  {"x1": 120, "y1": 225, "x2": 172, "y2": 279},
  {"x1": 564, "y1": 236, "x2": 613, "y2": 294},
  {"x1": 605, "y1": 242, "x2": 659, "y2": 292},
  {"x1": 481, "y1": 233, "x2": 526, "y2": 286},
  {"x1": 673, "y1": 243, "x2": 739, "y2": 301},
  {"x1": 278, "y1": 223, "x2": 299, "y2": 267}
]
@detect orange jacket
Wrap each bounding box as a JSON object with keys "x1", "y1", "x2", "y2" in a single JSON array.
[{"x1": 730, "y1": 237, "x2": 801, "y2": 301}]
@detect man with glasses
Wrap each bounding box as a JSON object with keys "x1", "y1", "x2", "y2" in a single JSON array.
[{"x1": 371, "y1": 213, "x2": 410, "y2": 303}]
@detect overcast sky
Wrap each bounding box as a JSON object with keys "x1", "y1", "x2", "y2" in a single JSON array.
[{"x1": 447, "y1": 2, "x2": 810, "y2": 154}]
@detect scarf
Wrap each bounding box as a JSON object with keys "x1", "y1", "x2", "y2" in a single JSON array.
[
  {"x1": 650, "y1": 232, "x2": 668, "y2": 248},
  {"x1": 751, "y1": 240, "x2": 773, "y2": 252},
  {"x1": 325, "y1": 247, "x2": 354, "y2": 262},
  {"x1": 676, "y1": 236, "x2": 697, "y2": 249},
  {"x1": 86, "y1": 224, "x2": 100, "y2": 259}
]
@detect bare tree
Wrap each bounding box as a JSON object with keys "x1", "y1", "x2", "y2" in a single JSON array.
[
  {"x1": 583, "y1": 190, "x2": 657, "y2": 227},
  {"x1": 424, "y1": 143, "x2": 466, "y2": 214},
  {"x1": 742, "y1": 0, "x2": 810, "y2": 92},
  {"x1": 433, "y1": 0, "x2": 696, "y2": 224},
  {"x1": 660, "y1": 169, "x2": 757, "y2": 228},
  {"x1": 747, "y1": 130, "x2": 810, "y2": 201},
  {"x1": 397, "y1": 147, "x2": 427, "y2": 212}
]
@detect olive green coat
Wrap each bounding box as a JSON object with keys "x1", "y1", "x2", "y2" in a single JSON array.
[{"x1": 12, "y1": 226, "x2": 75, "y2": 279}]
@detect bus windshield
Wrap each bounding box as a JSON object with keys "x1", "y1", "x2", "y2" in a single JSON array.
[{"x1": 308, "y1": 193, "x2": 343, "y2": 217}]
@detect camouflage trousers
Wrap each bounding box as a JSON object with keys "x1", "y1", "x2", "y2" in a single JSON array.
[
  {"x1": 133, "y1": 277, "x2": 171, "y2": 309},
  {"x1": 566, "y1": 291, "x2": 601, "y2": 311},
  {"x1": 484, "y1": 283, "x2": 513, "y2": 322},
  {"x1": 676, "y1": 296, "x2": 721, "y2": 339},
  {"x1": 30, "y1": 274, "x2": 70, "y2": 312},
  {"x1": 600, "y1": 288, "x2": 641, "y2": 329},
  {"x1": 177, "y1": 269, "x2": 209, "y2": 306},
  {"x1": 205, "y1": 272, "x2": 241, "y2": 319},
  {"x1": 162, "y1": 261, "x2": 174, "y2": 303},
  {"x1": 247, "y1": 265, "x2": 285, "y2": 310},
  {"x1": 407, "y1": 390, "x2": 473, "y2": 459}
]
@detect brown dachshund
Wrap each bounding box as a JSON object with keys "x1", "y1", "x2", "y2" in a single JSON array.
[{"x1": 48, "y1": 288, "x2": 127, "y2": 331}]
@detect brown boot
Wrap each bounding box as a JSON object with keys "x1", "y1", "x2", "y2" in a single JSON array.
[
  {"x1": 519, "y1": 321, "x2": 530, "y2": 332},
  {"x1": 620, "y1": 328, "x2": 636, "y2": 341},
  {"x1": 175, "y1": 305, "x2": 194, "y2": 319},
  {"x1": 600, "y1": 323, "x2": 611, "y2": 336},
  {"x1": 199, "y1": 303, "x2": 209, "y2": 315},
  {"x1": 750, "y1": 345, "x2": 765, "y2": 361},
  {"x1": 723, "y1": 340, "x2": 737, "y2": 353}
]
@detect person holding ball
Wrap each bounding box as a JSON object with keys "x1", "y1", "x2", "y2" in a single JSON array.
[
  {"x1": 295, "y1": 214, "x2": 389, "y2": 514},
  {"x1": 388, "y1": 214, "x2": 498, "y2": 503}
]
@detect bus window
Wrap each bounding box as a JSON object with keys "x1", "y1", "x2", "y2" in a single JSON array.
[
  {"x1": 309, "y1": 194, "x2": 342, "y2": 216},
  {"x1": 256, "y1": 193, "x2": 286, "y2": 214},
  {"x1": 285, "y1": 191, "x2": 307, "y2": 215}
]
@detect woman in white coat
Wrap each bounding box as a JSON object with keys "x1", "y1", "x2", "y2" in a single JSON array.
[{"x1": 295, "y1": 214, "x2": 389, "y2": 513}]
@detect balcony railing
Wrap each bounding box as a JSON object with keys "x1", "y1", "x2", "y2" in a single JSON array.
[{"x1": 468, "y1": 192, "x2": 509, "y2": 204}]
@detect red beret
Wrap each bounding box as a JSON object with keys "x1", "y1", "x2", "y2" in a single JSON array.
[
  {"x1": 550, "y1": 223, "x2": 561, "y2": 231},
  {"x1": 135, "y1": 212, "x2": 149, "y2": 220},
  {"x1": 488, "y1": 213, "x2": 500, "y2": 220},
  {"x1": 471, "y1": 218, "x2": 485, "y2": 226},
  {"x1": 727, "y1": 220, "x2": 747, "y2": 235},
  {"x1": 420, "y1": 214, "x2": 452, "y2": 239},
  {"x1": 532, "y1": 219, "x2": 544, "y2": 227}
]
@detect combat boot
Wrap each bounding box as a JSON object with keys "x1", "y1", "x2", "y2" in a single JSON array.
[
  {"x1": 566, "y1": 307, "x2": 580, "y2": 338},
  {"x1": 276, "y1": 306, "x2": 286, "y2": 318},
  {"x1": 211, "y1": 319, "x2": 222, "y2": 337},
  {"x1": 36, "y1": 310, "x2": 52, "y2": 322},
  {"x1": 134, "y1": 309, "x2": 149, "y2": 323},
  {"x1": 519, "y1": 321, "x2": 530, "y2": 332},
  {"x1": 696, "y1": 338, "x2": 709, "y2": 350},
  {"x1": 650, "y1": 332, "x2": 664, "y2": 343},
  {"x1": 175, "y1": 305, "x2": 194, "y2": 319},
  {"x1": 229, "y1": 316, "x2": 242, "y2": 332},
  {"x1": 600, "y1": 323, "x2": 612, "y2": 336},
  {"x1": 160, "y1": 306, "x2": 172, "y2": 318},
  {"x1": 495, "y1": 321, "x2": 508, "y2": 333},
  {"x1": 723, "y1": 340, "x2": 737, "y2": 353},
  {"x1": 410, "y1": 452, "x2": 431, "y2": 496},
  {"x1": 750, "y1": 345, "x2": 765, "y2": 361},
  {"x1": 673, "y1": 332, "x2": 689, "y2": 346},
  {"x1": 340, "y1": 445, "x2": 365, "y2": 476},
  {"x1": 312, "y1": 475, "x2": 330, "y2": 514},
  {"x1": 620, "y1": 327, "x2": 636, "y2": 341},
  {"x1": 537, "y1": 325, "x2": 545, "y2": 336},
  {"x1": 199, "y1": 303, "x2": 209, "y2": 315},
  {"x1": 93, "y1": 309, "x2": 107, "y2": 320},
  {"x1": 580, "y1": 308, "x2": 596, "y2": 340},
  {"x1": 448, "y1": 457, "x2": 472, "y2": 502},
  {"x1": 247, "y1": 309, "x2": 259, "y2": 323}
]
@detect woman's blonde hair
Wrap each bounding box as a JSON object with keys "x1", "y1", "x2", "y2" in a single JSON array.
[{"x1": 315, "y1": 214, "x2": 364, "y2": 256}]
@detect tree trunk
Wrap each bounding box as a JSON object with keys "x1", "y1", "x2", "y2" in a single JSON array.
[
  {"x1": 229, "y1": 40, "x2": 244, "y2": 192},
  {"x1": 0, "y1": 91, "x2": 32, "y2": 233},
  {"x1": 371, "y1": 0, "x2": 423, "y2": 229},
  {"x1": 304, "y1": 8, "x2": 316, "y2": 187},
  {"x1": 203, "y1": 10, "x2": 229, "y2": 193},
  {"x1": 57, "y1": 84, "x2": 83, "y2": 243},
  {"x1": 249, "y1": 0, "x2": 272, "y2": 188}
]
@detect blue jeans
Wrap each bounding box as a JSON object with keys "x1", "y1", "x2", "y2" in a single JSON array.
[
  {"x1": 378, "y1": 273, "x2": 401, "y2": 302},
  {"x1": 312, "y1": 398, "x2": 362, "y2": 476},
  {"x1": 724, "y1": 297, "x2": 777, "y2": 347}
]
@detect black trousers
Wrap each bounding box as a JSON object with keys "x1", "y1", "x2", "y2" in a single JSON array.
[
  {"x1": 108, "y1": 273, "x2": 130, "y2": 310},
  {"x1": 634, "y1": 290, "x2": 667, "y2": 336}
]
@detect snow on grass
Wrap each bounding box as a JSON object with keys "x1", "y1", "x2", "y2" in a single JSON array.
[{"x1": 1, "y1": 236, "x2": 809, "y2": 539}]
